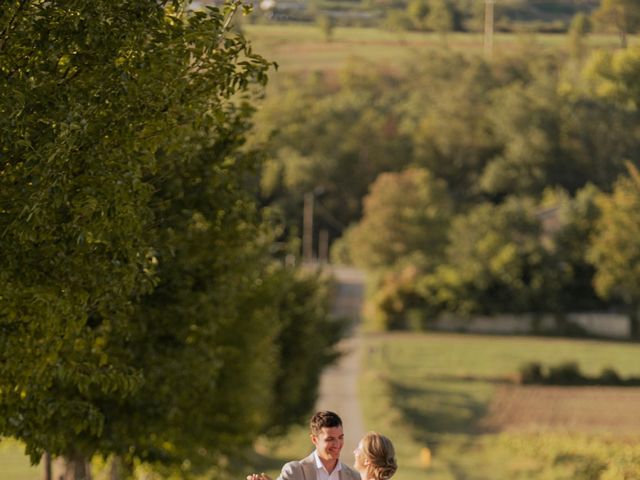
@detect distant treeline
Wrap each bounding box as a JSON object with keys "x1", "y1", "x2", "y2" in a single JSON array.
[
  {"x1": 250, "y1": 39, "x2": 640, "y2": 337},
  {"x1": 226, "y1": 0, "x2": 611, "y2": 34}
]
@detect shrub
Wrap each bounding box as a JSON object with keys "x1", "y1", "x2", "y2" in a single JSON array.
[
  {"x1": 547, "y1": 361, "x2": 583, "y2": 385},
  {"x1": 517, "y1": 362, "x2": 639, "y2": 386},
  {"x1": 598, "y1": 367, "x2": 622, "y2": 386},
  {"x1": 519, "y1": 361, "x2": 544, "y2": 384}
]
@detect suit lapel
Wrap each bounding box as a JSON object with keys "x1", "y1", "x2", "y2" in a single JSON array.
[{"x1": 301, "y1": 453, "x2": 316, "y2": 480}]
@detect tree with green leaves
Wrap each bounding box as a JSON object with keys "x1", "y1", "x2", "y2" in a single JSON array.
[
  {"x1": 426, "y1": 0, "x2": 454, "y2": 45},
  {"x1": 421, "y1": 197, "x2": 551, "y2": 316},
  {"x1": 568, "y1": 12, "x2": 592, "y2": 61},
  {"x1": 592, "y1": 0, "x2": 640, "y2": 48},
  {"x1": 400, "y1": 51, "x2": 499, "y2": 204},
  {"x1": 539, "y1": 185, "x2": 604, "y2": 314},
  {"x1": 406, "y1": 0, "x2": 430, "y2": 30},
  {"x1": 338, "y1": 167, "x2": 452, "y2": 273},
  {"x1": 588, "y1": 164, "x2": 640, "y2": 339},
  {"x1": 480, "y1": 79, "x2": 567, "y2": 197},
  {"x1": 253, "y1": 61, "x2": 410, "y2": 243},
  {"x1": 1, "y1": 1, "x2": 340, "y2": 479},
  {"x1": 584, "y1": 46, "x2": 640, "y2": 110},
  {"x1": 316, "y1": 13, "x2": 336, "y2": 42}
]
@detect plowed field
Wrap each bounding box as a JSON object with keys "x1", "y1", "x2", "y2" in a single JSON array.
[{"x1": 479, "y1": 385, "x2": 640, "y2": 434}]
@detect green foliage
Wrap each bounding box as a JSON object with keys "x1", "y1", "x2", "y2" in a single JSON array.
[
  {"x1": 414, "y1": 185, "x2": 604, "y2": 319},
  {"x1": 252, "y1": 47, "x2": 640, "y2": 330},
  {"x1": 406, "y1": 0, "x2": 430, "y2": 30},
  {"x1": 341, "y1": 167, "x2": 452, "y2": 272},
  {"x1": 519, "y1": 360, "x2": 640, "y2": 386},
  {"x1": 568, "y1": 12, "x2": 592, "y2": 60},
  {"x1": 481, "y1": 79, "x2": 569, "y2": 195},
  {"x1": 518, "y1": 361, "x2": 544, "y2": 384},
  {"x1": 426, "y1": 0, "x2": 454, "y2": 40},
  {"x1": 401, "y1": 52, "x2": 499, "y2": 203},
  {"x1": 362, "y1": 333, "x2": 640, "y2": 480},
  {"x1": 422, "y1": 197, "x2": 550, "y2": 315},
  {"x1": 252, "y1": 61, "x2": 410, "y2": 241},
  {"x1": 588, "y1": 164, "x2": 640, "y2": 337},
  {"x1": 0, "y1": 0, "x2": 188, "y2": 463},
  {"x1": 264, "y1": 268, "x2": 345, "y2": 434},
  {"x1": 592, "y1": 0, "x2": 640, "y2": 48},
  {"x1": 584, "y1": 46, "x2": 640, "y2": 110},
  {"x1": 316, "y1": 14, "x2": 337, "y2": 42},
  {"x1": 0, "y1": 1, "x2": 341, "y2": 477},
  {"x1": 543, "y1": 185, "x2": 604, "y2": 312},
  {"x1": 571, "y1": 12, "x2": 592, "y2": 35},
  {"x1": 366, "y1": 262, "x2": 431, "y2": 331}
]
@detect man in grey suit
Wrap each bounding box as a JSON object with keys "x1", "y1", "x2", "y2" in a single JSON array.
[{"x1": 248, "y1": 411, "x2": 361, "y2": 480}]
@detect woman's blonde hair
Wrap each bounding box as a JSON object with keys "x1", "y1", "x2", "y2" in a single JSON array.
[{"x1": 361, "y1": 432, "x2": 397, "y2": 480}]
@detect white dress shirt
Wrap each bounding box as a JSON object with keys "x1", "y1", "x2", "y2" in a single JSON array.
[{"x1": 313, "y1": 450, "x2": 342, "y2": 480}]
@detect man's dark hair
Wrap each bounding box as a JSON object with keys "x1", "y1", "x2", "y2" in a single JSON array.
[{"x1": 310, "y1": 411, "x2": 342, "y2": 435}]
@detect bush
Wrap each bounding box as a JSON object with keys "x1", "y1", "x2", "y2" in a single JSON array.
[
  {"x1": 517, "y1": 362, "x2": 640, "y2": 386},
  {"x1": 598, "y1": 367, "x2": 622, "y2": 385},
  {"x1": 519, "y1": 362, "x2": 544, "y2": 384},
  {"x1": 547, "y1": 361, "x2": 583, "y2": 385}
]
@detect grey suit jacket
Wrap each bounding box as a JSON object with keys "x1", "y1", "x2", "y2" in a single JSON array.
[{"x1": 277, "y1": 453, "x2": 360, "y2": 480}]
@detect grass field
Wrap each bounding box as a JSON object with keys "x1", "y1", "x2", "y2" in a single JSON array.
[
  {"x1": 6, "y1": 332, "x2": 640, "y2": 479},
  {"x1": 0, "y1": 439, "x2": 40, "y2": 480},
  {"x1": 360, "y1": 332, "x2": 640, "y2": 480},
  {"x1": 244, "y1": 24, "x2": 638, "y2": 73}
]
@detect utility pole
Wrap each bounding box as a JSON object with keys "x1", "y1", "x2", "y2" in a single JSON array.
[
  {"x1": 303, "y1": 192, "x2": 314, "y2": 263},
  {"x1": 484, "y1": 0, "x2": 495, "y2": 59}
]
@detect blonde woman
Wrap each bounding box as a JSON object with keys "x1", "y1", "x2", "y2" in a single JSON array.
[{"x1": 353, "y1": 432, "x2": 397, "y2": 480}]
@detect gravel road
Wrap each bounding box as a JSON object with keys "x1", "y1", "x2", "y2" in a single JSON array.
[{"x1": 315, "y1": 266, "x2": 366, "y2": 467}]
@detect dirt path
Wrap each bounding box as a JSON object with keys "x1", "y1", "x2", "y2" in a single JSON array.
[{"x1": 315, "y1": 266, "x2": 366, "y2": 467}]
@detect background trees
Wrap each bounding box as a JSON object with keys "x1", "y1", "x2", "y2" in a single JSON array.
[
  {"x1": 337, "y1": 167, "x2": 452, "y2": 272},
  {"x1": 589, "y1": 165, "x2": 640, "y2": 339},
  {"x1": 592, "y1": 0, "x2": 640, "y2": 48},
  {"x1": 250, "y1": 37, "x2": 640, "y2": 334},
  {"x1": 253, "y1": 62, "x2": 410, "y2": 246}
]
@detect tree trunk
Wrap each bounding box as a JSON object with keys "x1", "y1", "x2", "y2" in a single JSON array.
[
  {"x1": 619, "y1": 28, "x2": 628, "y2": 49},
  {"x1": 109, "y1": 456, "x2": 123, "y2": 480},
  {"x1": 43, "y1": 452, "x2": 52, "y2": 480},
  {"x1": 56, "y1": 453, "x2": 92, "y2": 480}
]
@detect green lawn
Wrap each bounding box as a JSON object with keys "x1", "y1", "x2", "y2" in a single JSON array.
[
  {"x1": 360, "y1": 332, "x2": 640, "y2": 480},
  {"x1": 7, "y1": 332, "x2": 640, "y2": 479},
  {"x1": 244, "y1": 24, "x2": 637, "y2": 73}
]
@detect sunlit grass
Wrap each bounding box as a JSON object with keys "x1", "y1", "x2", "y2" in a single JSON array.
[
  {"x1": 360, "y1": 332, "x2": 640, "y2": 480},
  {"x1": 244, "y1": 24, "x2": 638, "y2": 73},
  {"x1": 0, "y1": 439, "x2": 40, "y2": 480}
]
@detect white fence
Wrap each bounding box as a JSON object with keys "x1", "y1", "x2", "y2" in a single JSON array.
[{"x1": 431, "y1": 312, "x2": 630, "y2": 339}]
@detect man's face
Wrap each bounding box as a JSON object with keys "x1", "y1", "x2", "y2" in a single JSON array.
[{"x1": 311, "y1": 425, "x2": 344, "y2": 462}]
